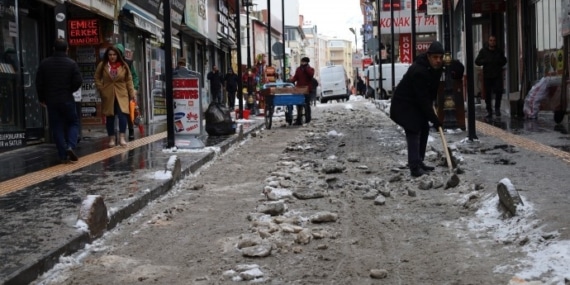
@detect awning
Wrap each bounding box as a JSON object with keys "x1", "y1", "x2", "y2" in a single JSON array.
[{"x1": 131, "y1": 10, "x2": 163, "y2": 41}]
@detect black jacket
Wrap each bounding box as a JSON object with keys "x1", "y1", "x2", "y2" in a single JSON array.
[
  {"x1": 36, "y1": 51, "x2": 83, "y2": 105},
  {"x1": 207, "y1": 70, "x2": 224, "y2": 92},
  {"x1": 224, "y1": 72, "x2": 239, "y2": 92},
  {"x1": 390, "y1": 53, "x2": 442, "y2": 133},
  {"x1": 475, "y1": 46, "x2": 507, "y2": 79}
]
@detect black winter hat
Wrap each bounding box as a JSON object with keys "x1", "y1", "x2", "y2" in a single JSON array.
[
  {"x1": 301, "y1": 57, "x2": 310, "y2": 63},
  {"x1": 427, "y1": 41, "x2": 444, "y2": 55}
]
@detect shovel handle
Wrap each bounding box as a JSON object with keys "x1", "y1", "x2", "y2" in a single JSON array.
[{"x1": 438, "y1": 126, "x2": 454, "y2": 173}]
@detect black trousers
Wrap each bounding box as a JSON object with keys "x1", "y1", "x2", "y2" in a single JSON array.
[
  {"x1": 227, "y1": 90, "x2": 236, "y2": 109},
  {"x1": 404, "y1": 123, "x2": 429, "y2": 166},
  {"x1": 484, "y1": 77, "x2": 503, "y2": 113}
]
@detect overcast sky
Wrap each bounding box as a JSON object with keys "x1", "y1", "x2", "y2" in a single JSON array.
[{"x1": 299, "y1": 0, "x2": 363, "y2": 46}]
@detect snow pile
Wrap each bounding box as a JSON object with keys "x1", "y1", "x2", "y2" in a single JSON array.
[{"x1": 468, "y1": 193, "x2": 570, "y2": 283}]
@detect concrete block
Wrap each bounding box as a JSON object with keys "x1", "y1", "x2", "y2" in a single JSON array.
[
  {"x1": 78, "y1": 195, "x2": 109, "y2": 238},
  {"x1": 497, "y1": 178, "x2": 524, "y2": 216}
]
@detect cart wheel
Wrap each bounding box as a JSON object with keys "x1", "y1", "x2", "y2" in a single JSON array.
[
  {"x1": 554, "y1": 110, "x2": 565, "y2": 124},
  {"x1": 265, "y1": 107, "x2": 273, "y2": 129}
]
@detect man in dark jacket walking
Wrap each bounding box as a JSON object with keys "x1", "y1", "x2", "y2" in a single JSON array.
[
  {"x1": 390, "y1": 41, "x2": 444, "y2": 177},
  {"x1": 289, "y1": 57, "x2": 315, "y2": 125},
  {"x1": 475, "y1": 35, "x2": 507, "y2": 118},
  {"x1": 224, "y1": 68, "x2": 239, "y2": 109},
  {"x1": 207, "y1": 65, "x2": 224, "y2": 104},
  {"x1": 36, "y1": 38, "x2": 83, "y2": 163}
]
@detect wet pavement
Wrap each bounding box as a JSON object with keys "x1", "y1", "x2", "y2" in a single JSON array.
[{"x1": 0, "y1": 119, "x2": 265, "y2": 285}]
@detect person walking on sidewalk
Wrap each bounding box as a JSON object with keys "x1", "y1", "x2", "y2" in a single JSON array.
[
  {"x1": 207, "y1": 65, "x2": 224, "y2": 104},
  {"x1": 36, "y1": 38, "x2": 83, "y2": 163},
  {"x1": 390, "y1": 41, "x2": 444, "y2": 177},
  {"x1": 224, "y1": 68, "x2": 239, "y2": 109},
  {"x1": 289, "y1": 57, "x2": 315, "y2": 125},
  {"x1": 115, "y1": 43, "x2": 139, "y2": 140},
  {"x1": 95, "y1": 45, "x2": 136, "y2": 148},
  {"x1": 475, "y1": 35, "x2": 507, "y2": 118}
]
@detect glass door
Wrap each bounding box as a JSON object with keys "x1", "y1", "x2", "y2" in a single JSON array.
[
  {"x1": 20, "y1": 16, "x2": 44, "y2": 140},
  {"x1": 0, "y1": 0, "x2": 22, "y2": 133}
]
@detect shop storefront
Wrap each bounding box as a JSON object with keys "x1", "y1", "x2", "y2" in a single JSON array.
[{"x1": 0, "y1": 0, "x2": 56, "y2": 152}]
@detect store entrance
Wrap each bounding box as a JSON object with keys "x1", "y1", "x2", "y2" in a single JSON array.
[{"x1": 20, "y1": 16, "x2": 44, "y2": 142}]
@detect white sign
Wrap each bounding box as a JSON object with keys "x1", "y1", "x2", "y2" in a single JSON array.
[
  {"x1": 173, "y1": 78, "x2": 201, "y2": 135},
  {"x1": 379, "y1": 11, "x2": 438, "y2": 34}
]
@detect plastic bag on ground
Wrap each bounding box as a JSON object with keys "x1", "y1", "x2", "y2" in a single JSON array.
[{"x1": 205, "y1": 102, "x2": 236, "y2": 136}]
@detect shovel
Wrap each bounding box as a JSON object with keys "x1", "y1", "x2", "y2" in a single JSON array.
[{"x1": 436, "y1": 125, "x2": 460, "y2": 189}]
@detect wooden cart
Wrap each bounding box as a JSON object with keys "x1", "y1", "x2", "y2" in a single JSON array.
[{"x1": 260, "y1": 83, "x2": 308, "y2": 129}]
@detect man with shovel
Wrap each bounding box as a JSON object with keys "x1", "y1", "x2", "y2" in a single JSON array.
[{"x1": 390, "y1": 41, "x2": 444, "y2": 177}]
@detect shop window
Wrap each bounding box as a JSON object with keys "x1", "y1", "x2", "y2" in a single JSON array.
[{"x1": 534, "y1": 0, "x2": 564, "y2": 79}]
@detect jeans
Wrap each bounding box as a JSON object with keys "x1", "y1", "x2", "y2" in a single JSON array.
[
  {"x1": 227, "y1": 90, "x2": 236, "y2": 109},
  {"x1": 212, "y1": 89, "x2": 223, "y2": 104},
  {"x1": 484, "y1": 77, "x2": 503, "y2": 113},
  {"x1": 47, "y1": 101, "x2": 80, "y2": 160},
  {"x1": 404, "y1": 122, "x2": 430, "y2": 166},
  {"x1": 106, "y1": 99, "x2": 128, "y2": 136}
]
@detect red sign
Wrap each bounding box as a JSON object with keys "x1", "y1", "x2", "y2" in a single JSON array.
[
  {"x1": 362, "y1": 57, "x2": 373, "y2": 69},
  {"x1": 68, "y1": 19, "x2": 100, "y2": 46},
  {"x1": 399, "y1": 34, "x2": 413, "y2": 63},
  {"x1": 473, "y1": 0, "x2": 506, "y2": 13}
]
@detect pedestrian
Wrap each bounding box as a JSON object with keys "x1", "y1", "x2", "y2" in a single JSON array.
[
  {"x1": 289, "y1": 57, "x2": 315, "y2": 125},
  {"x1": 389, "y1": 41, "x2": 444, "y2": 177},
  {"x1": 224, "y1": 68, "x2": 239, "y2": 109},
  {"x1": 207, "y1": 65, "x2": 224, "y2": 105},
  {"x1": 242, "y1": 68, "x2": 256, "y2": 111},
  {"x1": 94, "y1": 45, "x2": 136, "y2": 148},
  {"x1": 475, "y1": 35, "x2": 507, "y2": 118},
  {"x1": 36, "y1": 38, "x2": 83, "y2": 163},
  {"x1": 115, "y1": 43, "x2": 139, "y2": 140},
  {"x1": 311, "y1": 77, "x2": 319, "y2": 106},
  {"x1": 356, "y1": 76, "x2": 366, "y2": 96}
]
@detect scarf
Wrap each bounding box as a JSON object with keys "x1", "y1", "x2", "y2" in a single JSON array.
[{"x1": 108, "y1": 61, "x2": 122, "y2": 79}]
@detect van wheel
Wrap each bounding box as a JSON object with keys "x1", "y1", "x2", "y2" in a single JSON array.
[{"x1": 320, "y1": 98, "x2": 327, "y2": 104}]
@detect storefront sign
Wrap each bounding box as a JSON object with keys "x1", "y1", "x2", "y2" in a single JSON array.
[
  {"x1": 0, "y1": 132, "x2": 25, "y2": 148},
  {"x1": 68, "y1": 19, "x2": 100, "y2": 46},
  {"x1": 172, "y1": 77, "x2": 201, "y2": 135},
  {"x1": 69, "y1": 0, "x2": 117, "y2": 20},
  {"x1": 399, "y1": 34, "x2": 413, "y2": 63},
  {"x1": 379, "y1": 11, "x2": 438, "y2": 34},
  {"x1": 81, "y1": 102, "x2": 103, "y2": 124},
  {"x1": 472, "y1": 0, "x2": 506, "y2": 13}
]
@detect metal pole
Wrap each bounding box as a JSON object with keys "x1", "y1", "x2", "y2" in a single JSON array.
[
  {"x1": 464, "y1": 0, "x2": 477, "y2": 139},
  {"x1": 375, "y1": 0, "x2": 382, "y2": 98},
  {"x1": 268, "y1": 0, "x2": 272, "y2": 67},
  {"x1": 246, "y1": 3, "x2": 251, "y2": 70},
  {"x1": 411, "y1": 0, "x2": 417, "y2": 60},
  {"x1": 390, "y1": 0, "x2": 395, "y2": 94},
  {"x1": 236, "y1": 0, "x2": 244, "y2": 119},
  {"x1": 163, "y1": 0, "x2": 174, "y2": 148},
  {"x1": 282, "y1": 0, "x2": 286, "y2": 80}
]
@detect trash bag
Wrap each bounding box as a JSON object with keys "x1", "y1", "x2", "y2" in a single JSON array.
[
  {"x1": 523, "y1": 76, "x2": 561, "y2": 119},
  {"x1": 205, "y1": 102, "x2": 236, "y2": 136}
]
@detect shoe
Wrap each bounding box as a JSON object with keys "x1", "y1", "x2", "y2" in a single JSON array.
[
  {"x1": 485, "y1": 113, "x2": 493, "y2": 119},
  {"x1": 66, "y1": 148, "x2": 78, "y2": 163},
  {"x1": 410, "y1": 165, "x2": 427, "y2": 177},
  {"x1": 108, "y1": 136, "x2": 116, "y2": 148},
  {"x1": 293, "y1": 121, "x2": 303, "y2": 126},
  {"x1": 419, "y1": 162, "x2": 434, "y2": 171},
  {"x1": 119, "y1": 133, "x2": 127, "y2": 147},
  {"x1": 128, "y1": 128, "x2": 135, "y2": 140},
  {"x1": 495, "y1": 110, "x2": 501, "y2": 117},
  {"x1": 305, "y1": 118, "x2": 311, "y2": 124}
]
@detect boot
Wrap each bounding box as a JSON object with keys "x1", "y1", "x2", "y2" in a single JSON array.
[
  {"x1": 128, "y1": 128, "x2": 135, "y2": 140},
  {"x1": 420, "y1": 161, "x2": 435, "y2": 171},
  {"x1": 108, "y1": 136, "x2": 116, "y2": 148},
  {"x1": 119, "y1": 133, "x2": 127, "y2": 147},
  {"x1": 410, "y1": 165, "x2": 427, "y2": 177}
]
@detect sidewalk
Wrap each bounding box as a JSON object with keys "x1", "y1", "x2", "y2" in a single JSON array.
[{"x1": 0, "y1": 119, "x2": 265, "y2": 285}]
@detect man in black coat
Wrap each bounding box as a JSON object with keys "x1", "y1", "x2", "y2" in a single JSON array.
[
  {"x1": 475, "y1": 35, "x2": 507, "y2": 118},
  {"x1": 224, "y1": 68, "x2": 239, "y2": 109},
  {"x1": 36, "y1": 38, "x2": 83, "y2": 163},
  {"x1": 390, "y1": 41, "x2": 444, "y2": 177},
  {"x1": 207, "y1": 65, "x2": 224, "y2": 104}
]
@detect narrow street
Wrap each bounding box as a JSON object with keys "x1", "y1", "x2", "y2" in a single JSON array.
[{"x1": 31, "y1": 98, "x2": 570, "y2": 285}]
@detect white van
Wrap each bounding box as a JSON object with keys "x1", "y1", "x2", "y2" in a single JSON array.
[
  {"x1": 319, "y1": 65, "x2": 349, "y2": 103},
  {"x1": 365, "y1": 63, "x2": 410, "y2": 99}
]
